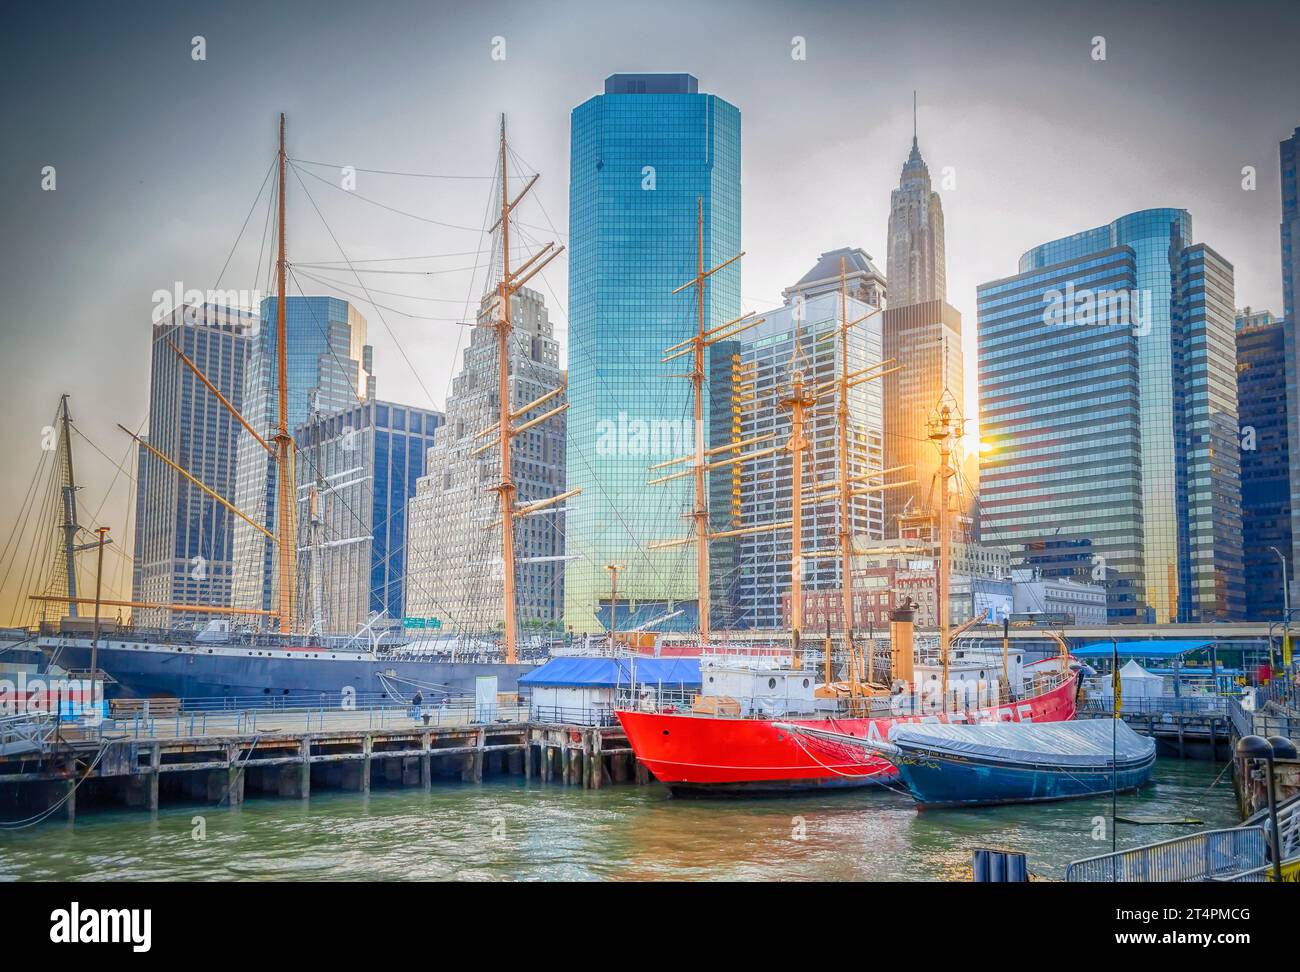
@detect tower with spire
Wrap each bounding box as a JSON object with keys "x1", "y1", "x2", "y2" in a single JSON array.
[
  {"x1": 881, "y1": 94, "x2": 965, "y2": 537},
  {"x1": 887, "y1": 93, "x2": 947, "y2": 306}
]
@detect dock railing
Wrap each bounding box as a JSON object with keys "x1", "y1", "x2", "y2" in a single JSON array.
[
  {"x1": 69, "y1": 693, "x2": 530, "y2": 741},
  {"x1": 1065, "y1": 827, "x2": 1270, "y2": 882},
  {"x1": 529, "y1": 704, "x2": 618, "y2": 727},
  {"x1": 1078, "y1": 693, "x2": 1230, "y2": 718},
  {"x1": 1228, "y1": 697, "x2": 1296, "y2": 739}
]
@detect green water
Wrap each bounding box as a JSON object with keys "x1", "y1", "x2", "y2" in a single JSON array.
[{"x1": 0, "y1": 758, "x2": 1238, "y2": 881}]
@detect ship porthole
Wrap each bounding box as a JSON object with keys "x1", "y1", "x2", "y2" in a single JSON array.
[
  {"x1": 803, "y1": 679, "x2": 810, "y2": 688},
  {"x1": 662, "y1": 730, "x2": 669, "y2": 736},
  {"x1": 768, "y1": 677, "x2": 777, "y2": 689}
]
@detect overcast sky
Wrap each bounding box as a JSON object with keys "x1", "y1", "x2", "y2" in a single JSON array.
[{"x1": 2, "y1": 0, "x2": 1298, "y2": 613}]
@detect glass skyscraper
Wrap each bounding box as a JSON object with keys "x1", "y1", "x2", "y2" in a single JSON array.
[
  {"x1": 977, "y1": 209, "x2": 1243, "y2": 622},
  {"x1": 709, "y1": 291, "x2": 884, "y2": 629},
  {"x1": 1282, "y1": 126, "x2": 1299, "y2": 322},
  {"x1": 294, "y1": 399, "x2": 442, "y2": 635},
  {"x1": 564, "y1": 73, "x2": 741, "y2": 633},
  {"x1": 231, "y1": 296, "x2": 373, "y2": 620},
  {"x1": 1279, "y1": 126, "x2": 1300, "y2": 608},
  {"x1": 1235, "y1": 309, "x2": 1291, "y2": 621},
  {"x1": 132, "y1": 304, "x2": 252, "y2": 628}
]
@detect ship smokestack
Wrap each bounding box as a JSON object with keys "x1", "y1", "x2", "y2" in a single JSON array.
[{"x1": 890, "y1": 597, "x2": 916, "y2": 686}]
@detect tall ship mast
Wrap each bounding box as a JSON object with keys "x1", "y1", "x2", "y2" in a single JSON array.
[
  {"x1": 16, "y1": 114, "x2": 565, "y2": 701},
  {"x1": 473, "y1": 117, "x2": 572, "y2": 665}
]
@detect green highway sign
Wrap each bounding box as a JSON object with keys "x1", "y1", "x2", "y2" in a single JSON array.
[{"x1": 402, "y1": 617, "x2": 443, "y2": 629}]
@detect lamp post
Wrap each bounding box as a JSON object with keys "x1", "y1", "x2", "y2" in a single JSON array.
[
  {"x1": 90, "y1": 526, "x2": 110, "y2": 683},
  {"x1": 1236, "y1": 734, "x2": 1298, "y2": 881},
  {"x1": 1269, "y1": 547, "x2": 1292, "y2": 681},
  {"x1": 1112, "y1": 638, "x2": 1119, "y2": 854},
  {"x1": 605, "y1": 564, "x2": 625, "y2": 652},
  {"x1": 1269, "y1": 546, "x2": 1291, "y2": 620}
]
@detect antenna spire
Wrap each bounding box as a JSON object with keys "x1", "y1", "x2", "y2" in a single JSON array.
[{"x1": 912, "y1": 90, "x2": 917, "y2": 144}]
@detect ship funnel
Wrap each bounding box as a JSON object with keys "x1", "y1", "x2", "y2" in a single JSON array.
[{"x1": 889, "y1": 597, "x2": 916, "y2": 685}]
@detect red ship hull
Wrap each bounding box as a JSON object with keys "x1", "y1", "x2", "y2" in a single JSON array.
[{"x1": 616, "y1": 674, "x2": 1079, "y2": 796}]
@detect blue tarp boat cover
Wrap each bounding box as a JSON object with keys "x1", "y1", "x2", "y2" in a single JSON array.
[
  {"x1": 888, "y1": 719, "x2": 1154, "y2": 767},
  {"x1": 1073, "y1": 640, "x2": 1212, "y2": 659},
  {"x1": 519, "y1": 656, "x2": 701, "y2": 688}
]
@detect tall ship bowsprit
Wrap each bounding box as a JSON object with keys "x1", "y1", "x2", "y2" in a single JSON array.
[
  {"x1": 11, "y1": 114, "x2": 570, "y2": 702},
  {"x1": 613, "y1": 250, "x2": 1081, "y2": 795}
]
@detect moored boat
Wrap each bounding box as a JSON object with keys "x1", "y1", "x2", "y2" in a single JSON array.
[
  {"x1": 778, "y1": 717, "x2": 1155, "y2": 807},
  {"x1": 617, "y1": 658, "x2": 1079, "y2": 795}
]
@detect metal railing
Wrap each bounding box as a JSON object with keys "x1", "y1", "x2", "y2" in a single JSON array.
[
  {"x1": 529, "y1": 704, "x2": 618, "y2": 727},
  {"x1": 1229, "y1": 697, "x2": 1297, "y2": 739},
  {"x1": 68, "y1": 696, "x2": 530, "y2": 741},
  {"x1": 0, "y1": 711, "x2": 57, "y2": 756},
  {"x1": 1244, "y1": 791, "x2": 1300, "y2": 863},
  {"x1": 1066, "y1": 827, "x2": 1270, "y2": 882},
  {"x1": 1079, "y1": 695, "x2": 1230, "y2": 718}
]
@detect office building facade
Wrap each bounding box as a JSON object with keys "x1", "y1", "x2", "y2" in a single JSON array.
[
  {"x1": 230, "y1": 296, "x2": 373, "y2": 622},
  {"x1": 132, "y1": 304, "x2": 253, "y2": 628},
  {"x1": 294, "y1": 399, "x2": 442, "y2": 635},
  {"x1": 405, "y1": 287, "x2": 567, "y2": 633},
  {"x1": 1278, "y1": 127, "x2": 1300, "y2": 607},
  {"x1": 977, "y1": 209, "x2": 1243, "y2": 622},
  {"x1": 711, "y1": 290, "x2": 885, "y2": 629},
  {"x1": 881, "y1": 298, "x2": 964, "y2": 532},
  {"x1": 564, "y1": 73, "x2": 741, "y2": 632},
  {"x1": 1236, "y1": 308, "x2": 1292, "y2": 621}
]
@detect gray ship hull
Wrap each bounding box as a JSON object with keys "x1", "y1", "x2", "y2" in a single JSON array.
[{"x1": 44, "y1": 636, "x2": 537, "y2": 700}]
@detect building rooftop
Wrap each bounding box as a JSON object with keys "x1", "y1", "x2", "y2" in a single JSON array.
[
  {"x1": 604, "y1": 73, "x2": 699, "y2": 95},
  {"x1": 782, "y1": 247, "x2": 885, "y2": 304}
]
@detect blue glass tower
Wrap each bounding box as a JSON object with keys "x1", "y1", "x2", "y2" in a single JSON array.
[
  {"x1": 978, "y1": 209, "x2": 1243, "y2": 622},
  {"x1": 231, "y1": 296, "x2": 373, "y2": 618},
  {"x1": 564, "y1": 74, "x2": 741, "y2": 633}
]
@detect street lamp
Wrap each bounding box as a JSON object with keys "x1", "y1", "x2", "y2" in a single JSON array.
[
  {"x1": 605, "y1": 564, "x2": 625, "y2": 652},
  {"x1": 1235, "y1": 734, "x2": 1298, "y2": 881},
  {"x1": 1269, "y1": 546, "x2": 1291, "y2": 621}
]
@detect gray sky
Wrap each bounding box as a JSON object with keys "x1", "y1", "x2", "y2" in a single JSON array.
[{"x1": 2, "y1": 0, "x2": 1298, "y2": 612}]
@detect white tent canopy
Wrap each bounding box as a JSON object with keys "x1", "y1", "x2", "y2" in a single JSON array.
[{"x1": 1117, "y1": 659, "x2": 1165, "y2": 698}]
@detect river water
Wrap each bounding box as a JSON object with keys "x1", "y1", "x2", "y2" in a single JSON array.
[{"x1": 0, "y1": 758, "x2": 1238, "y2": 881}]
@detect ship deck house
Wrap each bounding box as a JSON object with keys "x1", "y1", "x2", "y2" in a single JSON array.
[{"x1": 521, "y1": 657, "x2": 700, "y2": 725}]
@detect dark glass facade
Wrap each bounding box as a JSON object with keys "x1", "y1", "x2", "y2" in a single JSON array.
[{"x1": 1236, "y1": 311, "x2": 1292, "y2": 620}]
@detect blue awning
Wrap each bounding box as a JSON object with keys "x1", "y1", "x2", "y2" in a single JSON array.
[
  {"x1": 519, "y1": 657, "x2": 701, "y2": 688},
  {"x1": 1074, "y1": 639, "x2": 1214, "y2": 659}
]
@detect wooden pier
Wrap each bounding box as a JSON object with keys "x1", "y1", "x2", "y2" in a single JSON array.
[
  {"x1": 0, "y1": 713, "x2": 651, "y2": 824},
  {"x1": 1077, "y1": 700, "x2": 1232, "y2": 760}
]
